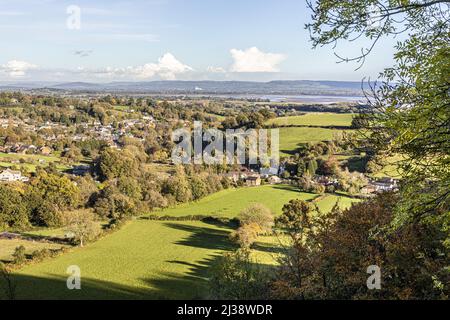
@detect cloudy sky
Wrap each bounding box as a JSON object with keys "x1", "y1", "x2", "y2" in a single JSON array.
[{"x1": 0, "y1": 0, "x2": 399, "y2": 82}]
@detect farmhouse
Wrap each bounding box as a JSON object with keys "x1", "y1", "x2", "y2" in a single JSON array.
[
  {"x1": 362, "y1": 177, "x2": 399, "y2": 195},
  {"x1": 361, "y1": 185, "x2": 377, "y2": 195},
  {"x1": 0, "y1": 169, "x2": 29, "y2": 182},
  {"x1": 245, "y1": 175, "x2": 262, "y2": 187},
  {"x1": 371, "y1": 177, "x2": 398, "y2": 192}
]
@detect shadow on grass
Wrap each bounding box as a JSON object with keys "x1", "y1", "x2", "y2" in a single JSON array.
[
  {"x1": 2, "y1": 223, "x2": 281, "y2": 300},
  {"x1": 163, "y1": 222, "x2": 236, "y2": 251},
  {"x1": 269, "y1": 185, "x2": 300, "y2": 192},
  {"x1": 343, "y1": 155, "x2": 368, "y2": 173},
  {"x1": 3, "y1": 272, "x2": 205, "y2": 300},
  {"x1": 252, "y1": 242, "x2": 285, "y2": 255},
  {"x1": 4, "y1": 256, "x2": 224, "y2": 300}
]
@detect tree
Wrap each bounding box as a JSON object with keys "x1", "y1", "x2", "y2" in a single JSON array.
[
  {"x1": 94, "y1": 185, "x2": 138, "y2": 220},
  {"x1": 237, "y1": 204, "x2": 274, "y2": 234},
  {"x1": 296, "y1": 159, "x2": 306, "y2": 177},
  {"x1": 230, "y1": 223, "x2": 260, "y2": 249},
  {"x1": 276, "y1": 200, "x2": 316, "y2": 241},
  {"x1": 97, "y1": 148, "x2": 139, "y2": 181},
  {"x1": 143, "y1": 190, "x2": 168, "y2": 210},
  {"x1": 26, "y1": 171, "x2": 80, "y2": 227},
  {"x1": 307, "y1": 0, "x2": 450, "y2": 247},
  {"x1": 12, "y1": 246, "x2": 26, "y2": 265},
  {"x1": 272, "y1": 193, "x2": 449, "y2": 300},
  {"x1": 306, "y1": 159, "x2": 318, "y2": 176},
  {"x1": 162, "y1": 166, "x2": 192, "y2": 203},
  {"x1": 189, "y1": 175, "x2": 208, "y2": 200},
  {"x1": 319, "y1": 156, "x2": 340, "y2": 176},
  {"x1": 117, "y1": 176, "x2": 142, "y2": 201},
  {"x1": 0, "y1": 185, "x2": 29, "y2": 230},
  {"x1": 64, "y1": 210, "x2": 101, "y2": 247},
  {"x1": 209, "y1": 249, "x2": 271, "y2": 300}
]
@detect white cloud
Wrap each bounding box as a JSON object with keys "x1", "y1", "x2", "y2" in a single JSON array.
[
  {"x1": 131, "y1": 53, "x2": 193, "y2": 80},
  {"x1": 76, "y1": 53, "x2": 193, "y2": 80},
  {"x1": 0, "y1": 60, "x2": 37, "y2": 77},
  {"x1": 230, "y1": 47, "x2": 286, "y2": 73}
]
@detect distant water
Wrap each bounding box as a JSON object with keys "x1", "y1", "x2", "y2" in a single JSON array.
[
  {"x1": 148, "y1": 93, "x2": 367, "y2": 104},
  {"x1": 251, "y1": 94, "x2": 366, "y2": 104}
]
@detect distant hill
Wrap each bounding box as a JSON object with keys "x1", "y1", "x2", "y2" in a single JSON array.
[{"x1": 0, "y1": 80, "x2": 367, "y2": 96}]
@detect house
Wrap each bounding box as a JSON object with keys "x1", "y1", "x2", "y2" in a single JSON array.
[
  {"x1": 362, "y1": 177, "x2": 399, "y2": 194},
  {"x1": 0, "y1": 169, "x2": 29, "y2": 182},
  {"x1": 371, "y1": 177, "x2": 398, "y2": 192},
  {"x1": 245, "y1": 175, "x2": 261, "y2": 187},
  {"x1": 315, "y1": 175, "x2": 338, "y2": 186},
  {"x1": 361, "y1": 185, "x2": 377, "y2": 195},
  {"x1": 268, "y1": 176, "x2": 282, "y2": 185}
]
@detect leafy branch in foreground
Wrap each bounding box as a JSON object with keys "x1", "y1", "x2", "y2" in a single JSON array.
[{"x1": 307, "y1": 0, "x2": 449, "y2": 244}]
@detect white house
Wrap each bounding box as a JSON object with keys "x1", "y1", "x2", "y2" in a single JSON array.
[{"x1": 0, "y1": 169, "x2": 29, "y2": 182}]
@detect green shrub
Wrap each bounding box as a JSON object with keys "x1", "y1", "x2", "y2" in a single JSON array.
[{"x1": 12, "y1": 246, "x2": 26, "y2": 265}]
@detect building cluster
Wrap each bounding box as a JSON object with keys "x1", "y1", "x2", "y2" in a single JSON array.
[
  {"x1": 361, "y1": 177, "x2": 399, "y2": 195},
  {"x1": 0, "y1": 168, "x2": 29, "y2": 182}
]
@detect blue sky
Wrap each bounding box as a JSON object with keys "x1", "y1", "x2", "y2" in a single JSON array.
[{"x1": 0, "y1": 0, "x2": 399, "y2": 82}]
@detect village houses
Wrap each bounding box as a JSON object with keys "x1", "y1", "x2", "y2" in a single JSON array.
[{"x1": 0, "y1": 168, "x2": 29, "y2": 182}]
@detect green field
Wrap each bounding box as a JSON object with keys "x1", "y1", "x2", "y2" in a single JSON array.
[
  {"x1": 5, "y1": 186, "x2": 358, "y2": 300},
  {"x1": 156, "y1": 185, "x2": 318, "y2": 218},
  {"x1": 10, "y1": 220, "x2": 234, "y2": 299},
  {"x1": 0, "y1": 239, "x2": 67, "y2": 263},
  {"x1": 0, "y1": 152, "x2": 70, "y2": 172},
  {"x1": 371, "y1": 155, "x2": 404, "y2": 178},
  {"x1": 267, "y1": 113, "x2": 354, "y2": 127},
  {"x1": 0, "y1": 152, "x2": 60, "y2": 163},
  {"x1": 278, "y1": 127, "x2": 343, "y2": 156},
  {"x1": 313, "y1": 194, "x2": 359, "y2": 213}
]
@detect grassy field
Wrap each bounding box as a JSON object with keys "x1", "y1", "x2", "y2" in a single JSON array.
[
  {"x1": 371, "y1": 155, "x2": 404, "y2": 178},
  {"x1": 10, "y1": 220, "x2": 235, "y2": 299},
  {"x1": 313, "y1": 194, "x2": 359, "y2": 213},
  {"x1": 0, "y1": 239, "x2": 66, "y2": 263},
  {"x1": 0, "y1": 152, "x2": 60, "y2": 163},
  {"x1": 0, "y1": 152, "x2": 70, "y2": 172},
  {"x1": 267, "y1": 113, "x2": 354, "y2": 127},
  {"x1": 4, "y1": 186, "x2": 358, "y2": 300},
  {"x1": 278, "y1": 127, "x2": 344, "y2": 156},
  {"x1": 156, "y1": 185, "x2": 318, "y2": 218}
]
